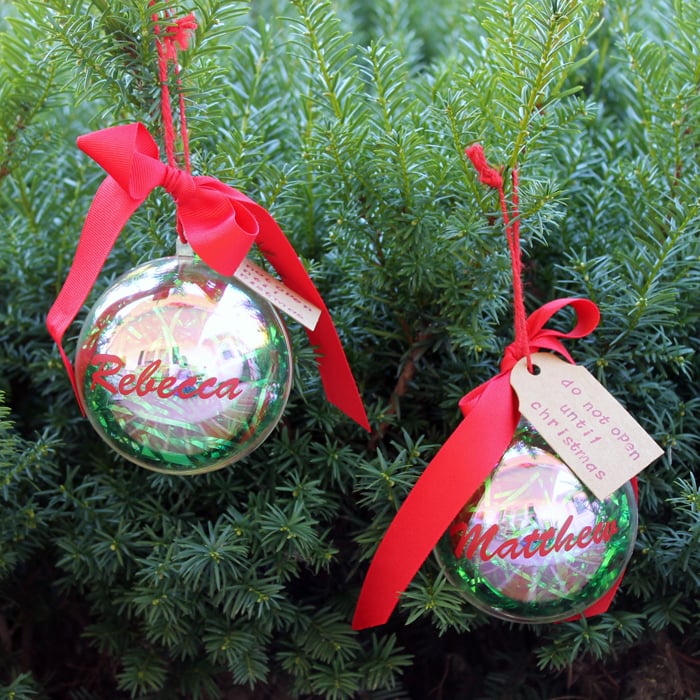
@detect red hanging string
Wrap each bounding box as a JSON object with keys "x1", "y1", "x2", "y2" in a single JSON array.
[
  {"x1": 152, "y1": 3, "x2": 197, "y2": 240},
  {"x1": 465, "y1": 144, "x2": 532, "y2": 370}
]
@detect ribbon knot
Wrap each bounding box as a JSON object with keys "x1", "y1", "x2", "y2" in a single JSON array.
[
  {"x1": 500, "y1": 343, "x2": 525, "y2": 373},
  {"x1": 161, "y1": 165, "x2": 197, "y2": 202},
  {"x1": 47, "y1": 122, "x2": 370, "y2": 432},
  {"x1": 162, "y1": 163, "x2": 196, "y2": 201}
]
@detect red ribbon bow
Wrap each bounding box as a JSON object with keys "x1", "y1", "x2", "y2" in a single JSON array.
[
  {"x1": 47, "y1": 122, "x2": 369, "y2": 431},
  {"x1": 352, "y1": 297, "x2": 631, "y2": 629}
]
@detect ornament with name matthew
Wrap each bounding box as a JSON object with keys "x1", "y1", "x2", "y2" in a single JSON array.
[
  {"x1": 434, "y1": 420, "x2": 637, "y2": 622},
  {"x1": 352, "y1": 298, "x2": 649, "y2": 629},
  {"x1": 47, "y1": 123, "x2": 369, "y2": 474}
]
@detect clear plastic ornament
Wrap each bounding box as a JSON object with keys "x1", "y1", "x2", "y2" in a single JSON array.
[
  {"x1": 435, "y1": 420, "x2": 637, "y2": 623},
  {"x1": 75, "y1": 252, "x2": 293, "y2": 474}
]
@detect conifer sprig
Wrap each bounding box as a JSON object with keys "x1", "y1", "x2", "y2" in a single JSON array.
[{"x1": 1, "y1": 0, "x2": 699, "y2": 697}]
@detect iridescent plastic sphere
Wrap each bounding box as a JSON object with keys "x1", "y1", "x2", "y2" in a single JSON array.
[
  {"x1": 435, "y1": 421, "x2": 637, "y2": 622},
  {"x1": 75, "y1": 255, "x2": 292, "y2": 474}
]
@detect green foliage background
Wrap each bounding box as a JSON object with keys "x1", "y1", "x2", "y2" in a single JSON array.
[{"x1": 0, "y1": 0, "x2": 698, "y2": 698}]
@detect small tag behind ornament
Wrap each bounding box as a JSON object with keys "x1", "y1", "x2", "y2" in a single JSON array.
[
  {"x1": 510, "y1": 352, "x2": 663, "y2": 499},
  {"x1": 234, "y1": 258, "x2": 322, "y2": 331},
  {"x1": 177, "y1": 239, "x2": 322, "y2": 331}
]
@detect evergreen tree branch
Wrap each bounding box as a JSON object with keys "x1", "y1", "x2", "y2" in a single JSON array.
[{"x1": 368, "y1": 330, "x2": 431, "y2": 451}]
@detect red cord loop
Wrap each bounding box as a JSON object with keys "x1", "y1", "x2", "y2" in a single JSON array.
[
  {"x1": 152, "y1": 2, "x2": 196, "y2": 197},
  {"x1": 465, "y1": 143, "x2": 503, "y2": 188},
  {"x1": 466, "y1": 144, "x2": 531, "y2": 369},
  {"x1": 163, "y1": 14, "x2": 197, "y2": 58}
]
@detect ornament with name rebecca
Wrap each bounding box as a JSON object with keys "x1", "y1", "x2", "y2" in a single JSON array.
[
  {"x1": 46, "y1": 120, "x2": 369, "y2": 473},
  {"x1": 46, "y1": 12, "x2": 369, "y2": 477},
  {"x1": 74, "y1": 253, "x2": 292, "y2": 474},
  {"x1": 434, "y1": 420, "x2": 637, "y2": 623}
]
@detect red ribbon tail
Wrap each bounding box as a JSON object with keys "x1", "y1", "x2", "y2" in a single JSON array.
[
  {"x1": 352, "y1": 374, "x2": 518, "y2": 629},
  {"x1": 46, "y1": 177, "x2": 142, "y2": 406},
  {"x1": 310, "y1": 312, "x2": 370, "y2": 430},
  {"x1": 574, "y1": 579, "x2": 621, "y2": 619},
  {"x1": 241, "y1": 196, "x2": 370, "y2": 431},
  {"x1": 56, "y1": 343, "x2": 83, "y2": 415}
]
